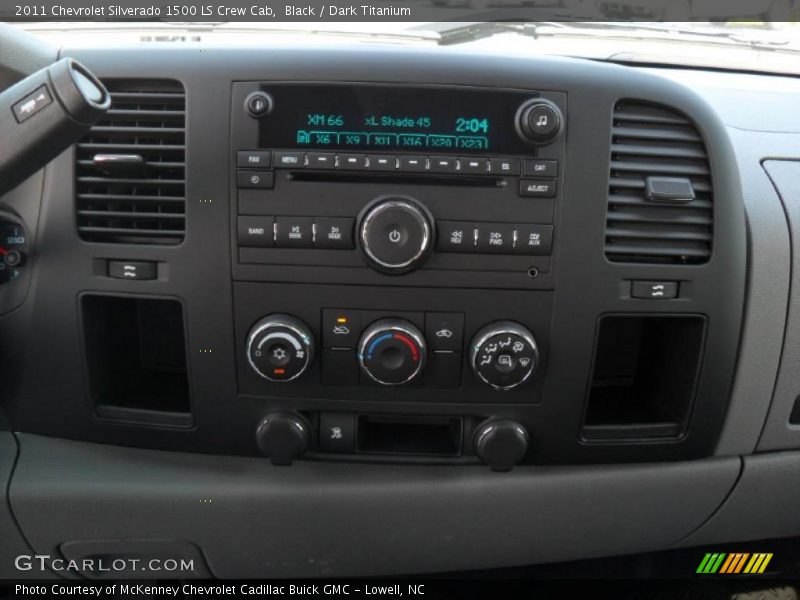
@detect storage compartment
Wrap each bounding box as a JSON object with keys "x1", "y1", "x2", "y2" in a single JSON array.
[
  {"x1": 356, "y1": 415, "x2": 462, "y2": 456},
  {"x1": 81, "y1": 294, "x2": 192, "y2": 427},
  {"x1": 582, "y1": 315, "x2": 706, "y2": 441}
]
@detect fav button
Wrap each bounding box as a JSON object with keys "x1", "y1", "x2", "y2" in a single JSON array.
[{"x1": 237, "y1": 150, "x2": 272, "y2": 169}]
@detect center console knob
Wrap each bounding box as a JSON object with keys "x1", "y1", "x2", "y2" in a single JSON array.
[
  {"x1": 256, "y1": 412, "x2": 311, "y2": 466},
  {"x1": 358, "y1": 197, "x2": 434, "y2": 274},
  {"x1": 358, "y1": 318, "x2": 427, "y2": 386},
  {"x1": 246, "y1": 314, "x2": 315, "y2": 382},
  {"x1": 469, "y1": 321, "x2": 539, "y2": 390}
]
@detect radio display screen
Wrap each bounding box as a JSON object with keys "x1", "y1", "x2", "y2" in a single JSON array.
[{"x1": 258, "y1": 84, "x2": 537, "y2": 155}]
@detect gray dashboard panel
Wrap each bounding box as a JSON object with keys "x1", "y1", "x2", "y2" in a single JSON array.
[
  {"x1": 649, "y1": 69, "x2": 797, "y2": 457},
  {"x1": 10, "y1": 434, "x2": 740, "y2": 577},
  {"x1": 0, "y1": 432, "x2": 36, "y2": 579},
  {"x1": 682, "y1": 450, "x2": 800, "y2": 547},
  {"x1": 758, "y1": 160, "x2": 800, "y2": 452}
]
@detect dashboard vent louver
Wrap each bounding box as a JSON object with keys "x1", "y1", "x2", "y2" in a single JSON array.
[
  {"x1": 75, "y1": 79, "x2": 186, "y2": 245},
  {"x1": 605, "y1": 100, "x2": 712, "y2": 264}
]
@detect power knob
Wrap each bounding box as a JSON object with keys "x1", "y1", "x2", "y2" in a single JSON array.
[
  {"x1": 246, "y1": 314, "x2": 315, "y2": 382},
  {"x1": 357, "y1": 198, "x2": 434, "y2": 275},
  {"x1": 516, "y1": 98, "x2": 563, "y2": 145},
  {"x1": 358, "y1": 319, "x2": 427, "y2": 386}
]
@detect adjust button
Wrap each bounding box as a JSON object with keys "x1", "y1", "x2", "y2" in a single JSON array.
[
  {"x1": 238, "y1": 216, "x2": 275, "y2": 247},
  {"x1": 476, "y1": 223, "x2": 514, "y2": 254},
  {"x1": 436, "y1": 221, "x2": 475, "y2": 253},
  {"x1": 314, "y1": 217, "x2": 355, "y2": 250},
  {"x1": 520, "y1": 179, "x2": 557, "y2": 197},
  {"x1": 631, "y1": 281, "x2": 679, "y2": 299},
  {"x1": 514, "y1": 224, "x2": 553, "y2": 256},
  {"x1": 276, "y1": 216, "x2": 314, "y2": 248}
]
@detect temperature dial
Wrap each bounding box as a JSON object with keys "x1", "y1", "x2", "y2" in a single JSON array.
[
  {"x1": 470, "y1": 322, "x2": 539, "y2": 390},
  {"x1": 246, "y1": 314, "x2": 315, "y2": 382},
  {"x1": 358, "y1": 319, "x2": 427, "y2": 386}
]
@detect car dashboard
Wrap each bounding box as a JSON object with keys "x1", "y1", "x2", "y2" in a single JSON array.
[{"x1": 1, "y1": 38, "x2": 800, "y2": 578}]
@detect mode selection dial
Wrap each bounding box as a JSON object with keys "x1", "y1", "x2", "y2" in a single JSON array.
[
  {"x1": 358, "y1": 318, "x2": 427, "y2": 386},
  {"x1": 469, "y1": 322, "x2": 539, "y2": 390},
  {"x1": 246, "y1": 314, "x2": 315, "y2": 382}
]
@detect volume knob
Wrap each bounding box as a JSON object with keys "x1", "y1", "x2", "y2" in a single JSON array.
[{"x1": 358, "y1": 198, "x2": 434, "y2": 275}]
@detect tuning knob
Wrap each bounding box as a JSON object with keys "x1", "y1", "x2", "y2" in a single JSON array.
[
  {"x1": 474, "y1": 420, "x2": 529, "y2": 471},
  {"x1": 358, "y1": 318, "x2": 427, "y2": 386},
  {"x1": 516, "y1": 98, "x2": 563, "y2": 145},
  {"x1": 358, "y1": 198, "x2": 434, "y2": 274},
  {"x1": 469, "y1": 321, "x2": 539, "y2": 390},
  {"x1": 246, "y1": 314, "x2": 315, "y2": 382},
  {"x1": 256, "y1": 413, "x2": 311, "y2": 466}
]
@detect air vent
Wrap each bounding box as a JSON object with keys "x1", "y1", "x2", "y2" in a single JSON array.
[
  {"x1": 75, "y1": 79, "x2": 186, "y2": 245},
  {"x1": 606, "y1": 100, "x2": 712, "y2": 264}
]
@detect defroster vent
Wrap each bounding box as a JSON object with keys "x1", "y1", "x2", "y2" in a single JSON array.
[
  {"x1": 606, "y1": 100, "x2": 712, "y2": 264},
  {"x1": 75, "y1": 79, "x2": 186, "y2": 245}
]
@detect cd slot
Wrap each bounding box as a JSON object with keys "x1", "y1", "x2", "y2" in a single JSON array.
[{"x1": 287, "y1": 171, "x2": 504, "y2": 188}]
